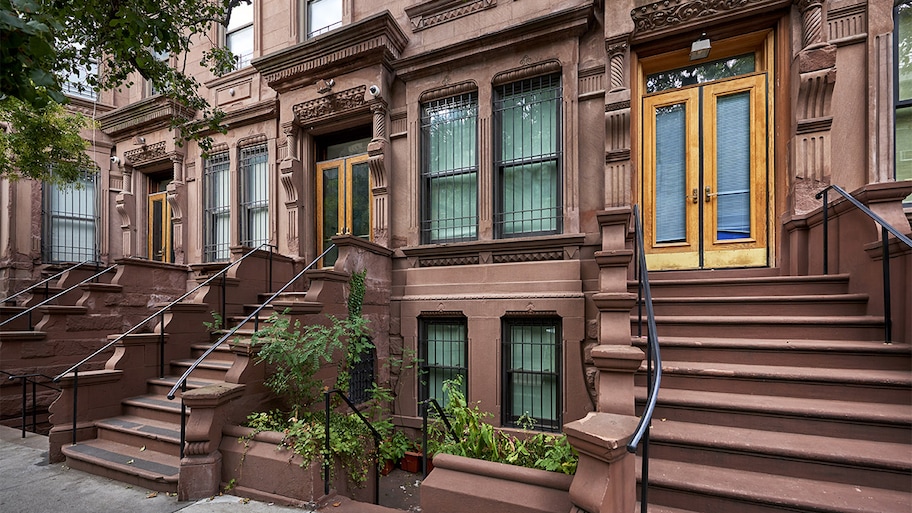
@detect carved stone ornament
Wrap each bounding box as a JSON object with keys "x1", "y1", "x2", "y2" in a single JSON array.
[
  {"x1": 292, "y1": 85, "x2": 368, "y2": 125},
  {"x1": 631, "y1": 0, "x2": 765, "y2": 33},
  {"x1": 123, "y1": 141, "x2": 167, "y2": 166},
  {"x1": 406, "y1": 0, "x2": 496, "y2": 32}
]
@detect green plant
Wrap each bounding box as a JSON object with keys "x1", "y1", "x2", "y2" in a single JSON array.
[
  {"x1": 428, "y1": 376, "x2": 578, "y2": 475},
  {"x1": 379, "y1": 429, "x2": 411, "y2": 464},
  {"x1": 203, "y1": 311, "x2": 223, "y2": 332}
]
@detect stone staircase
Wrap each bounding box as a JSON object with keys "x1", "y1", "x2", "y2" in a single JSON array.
[
  {"x1": 632, "y1": 268, "x2": 912, "y2": 513},
  {"x1": 60, "y1": 337, "x2": 236, "y2": 492}
]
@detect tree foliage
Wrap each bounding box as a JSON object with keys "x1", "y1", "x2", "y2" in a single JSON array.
[{"x1": 0, "y1": 0, "x2": 244, "y2": 182}]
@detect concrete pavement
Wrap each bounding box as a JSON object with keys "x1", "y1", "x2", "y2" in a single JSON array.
[{"x1": 1, "y1": 426, "x2": 421, "y2": 513}]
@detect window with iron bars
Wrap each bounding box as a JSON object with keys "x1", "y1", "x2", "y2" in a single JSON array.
[
  {"x1": 421, "y1": 92, "x2": 478, "y2": 244},
  {"x1": 42, "y1": 172, "x2": 99, "y2": 263},
  {"x1": 502, "y1": 317, "x2": 561, "y2": 432},
  {"x1": 239, "y1": 144, "x2": 269, "y2": 248},
  {"x1": 348, "y1": 342, "x2": 375, "y2": 405},
  {"x1": 204, "y1": 151, "x2": 231, "y2": 262},
  {"x1": 419, "y1": 317, "x2": 468, "y2": 408},
  {"x1": 494, "y1": 74, "x2": 562, "y2": 238}
]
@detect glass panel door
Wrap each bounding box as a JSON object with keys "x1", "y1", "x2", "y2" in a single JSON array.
[
  {"x1": 643, "y1": 74, "x2": 767, "y2": 269},
  {"x1": 316, "y1": 154, "x2": 371, "y2": 267},
  {"x1": 148, "y1": 191, "x2": 172, "y2": 263}
]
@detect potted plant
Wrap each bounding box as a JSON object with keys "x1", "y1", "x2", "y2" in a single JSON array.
[{"x1": 378, "y1": 429, "x2": 410, "y2": 475}]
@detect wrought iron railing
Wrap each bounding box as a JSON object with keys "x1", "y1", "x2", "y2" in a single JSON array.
[
  {"x1": 323, "y1": 389, "x2": 382, "y2": 504},
  {"x1": 0, "y1": 264, "x2": 117, "y2": 331},
  {"x1": 420, "y1": 398, "x2": 460, "y2": 478},
  {"x1": 816, "y1": 185, "x2": 912, "y2": 343},
  {"x1": 627, "y1": 205, "x2": 663, "y2": 513},
  {"x1": 166, "y1": 245, "x2": 332, "y2": 458},
  {"x1": 2, "y1": 259, "x2": 93, "y2": 306},
  {"x1": 0, "y1": 371, "x2": 60, "y2": 438},
  {"x1": 53, "y1": 243, "x2": 275, "y2": 445}
]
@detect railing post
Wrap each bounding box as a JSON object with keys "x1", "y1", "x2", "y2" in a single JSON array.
[
  {"x1": 71, "y1": 369, "x2": 78, "y2": 446},
  {"x1": 180, "y1": 382, "x2": 187, "y2": 459},
  {"x1": 30, "y1": 378, "x2": 37, "y2": 435},
  {"x1": 221, "y1": 272, "x2": 227, "y2": 322},
  {"x1": 324, "y1": 391, "x2": 331, "y2": 497},
  {"x1": 268, "y1": 245, "x2": 273, "y2": 293},
  {"x1": 159, "y1": 311, "x2": 166, "y2": 378},
  {"x1": 421, "y1": 401, "x2": 429, "y2": 478},
  {"x1": 881, "y1": 226, "x2": 892, "y2": 343},
  {"x1": 821, "y1": 188, "x2": 829, "y2": 275},
  {"x1": 20, "y1": 377, "x2": 27, "y2": 438}
]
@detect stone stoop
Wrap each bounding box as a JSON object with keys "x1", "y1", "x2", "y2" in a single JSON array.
[
  {"x1": 631, "y1": 269, "x2": 912, "y2": 513},
  {"x1": 60, "y1": 341, "x2": 236, "y2": 493}
]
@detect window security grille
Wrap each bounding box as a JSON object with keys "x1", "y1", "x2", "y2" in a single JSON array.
[
  {"x1": 239, "y1": 144, "x2": 269, "y2": 248},
  {"x1": 42, "y1": 173, "x2": 99, "y2": 263},
  {"x1": 204, "y1": 152, "x2": 231, "y2": 262},
  {"x1": 421, "y1": 93, "x2": 478, "y2": 244},
  {"x1": 502, "y1": 317, "x2": 561, "y2": 432},
  {"x1": 494, "y1": 74, "x2": 562, "y2": 238},
  {"x1": 419, "y1": 318, "x2": 468, "y2": 407},
  {"x1": 348, "y1": 343, "x2": 375, "y2": 405}
]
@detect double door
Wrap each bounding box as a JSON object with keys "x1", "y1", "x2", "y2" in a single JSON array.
[
  {"x1": 643, "y1": 74, "x2": 768, "y2": 269},
  {"x1": 316, "y1": 154, "x2": 371, "y2": 266}
]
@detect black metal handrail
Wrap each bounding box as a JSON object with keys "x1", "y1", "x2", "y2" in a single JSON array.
[
  {"x1": 324, "y1": 388, "x2": 382, "y2": 505},
  {"x1": 816, "y1": 185, "x2": 912, "y2": 343},
  {"x1": 2, "y1": 259, "x2": 93, "y2": 305},
  {"x1": 0, "y1": 264, "x2": 117, "y2": 330},
  {"x1": 167, "y1": 245, "x2": 332, "y2": 458},
  {"x1": 0, "y1": 370, "x2": 61, "y2": 438},
  {"x1": 420, "y1": 398, "x2": 460, "y2": 477},
  {"x1": 53, "y1": 243, "x2": 274, "y2": 446},
  {"x1": 627, "y1": 205, "x2": 663, "y2": 513}
]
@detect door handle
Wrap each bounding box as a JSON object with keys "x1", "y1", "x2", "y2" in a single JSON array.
[{"x1": 704, "y1": 186, "x2": 718, "y2": 202}]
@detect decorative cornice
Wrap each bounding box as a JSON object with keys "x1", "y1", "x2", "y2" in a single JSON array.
[
  {"x1": 237, "y1": 133, "x2": 268, "y2": 148},
  {"x1": 98, "y1": 96, "x2": 194, "y2": 139},
  {"x1": 124, "y1": 142, "x2": 168, "y2": 166},
  {"x1": 606, "y1": 100, "x2": 631, "y2": 112},
  {"x1": 253, "y1": 11, "x2": 408, "y2": 93},
  {"x1": 292, "y1": 85, "x2": 368, "y2": 125},
  {"x1": 397, "y1": 292, "x2": 585, "y2": 301},
  {"x1": 221, "y1": 99, "x2": 277, "y2": 129},
  {"x1": 492, "y1": 60, "x2": 562, "y2": 86},
  {"x1": 630, "y1": 0, "x2": 790, "y2": 39},
  {"x1": 418, "y1": 81, "x2": 478, "y2": 103},
  {"x1": 406, "y1": 0, "x2": 497, "y2": 32}
]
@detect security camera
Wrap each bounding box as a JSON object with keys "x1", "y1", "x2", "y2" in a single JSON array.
[
  {"x1": 111, "y1": 156, "x2": 121, "y2": 164},
  {"x1": 368, "y1": 85, "x2": 381, "y2": 97}
]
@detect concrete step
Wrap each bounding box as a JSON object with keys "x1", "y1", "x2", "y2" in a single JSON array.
[
  {"x1": 641, "y1": 293, "x2": 870, "y2": 317},
  {"x1": 638, "y1": 314, "x2": 885, "y2": 340},
  {"x1": 169, "y1": 358, "x2": 232, "y2": 381},
  {"x1": 646, "y1": 420, "x2": 912, "y2": 492},
  {"x1": 146, "y1": 375, "x2": 223, "y2": 397},
  {"x1": 639, "y1": 458, "x2": 910, "y2": 513},
  {"x1": 632, "y1": 337, "x2": 912, "y2": 371},
  {"x1": 637, "y1": 388, "x2": 912, "y2": 444},
  {"x1": 633, "y1": 273, "x2": 851, "y2": 298},
  {"x1": 639, "y1": 360, "x2": 911, "y2": 403},
  {"x1": 95, "y1": 415, "x2": 181, "y2": 456},
  {"x1": 122, "y1": 394, "x2": 184, "y2": 424},
  {"x1": 188, "y1": 342, "x2": 234, "y2": 363},
  {"x1": 62, "y1": 438, "x2": 179, "y2": 493}
]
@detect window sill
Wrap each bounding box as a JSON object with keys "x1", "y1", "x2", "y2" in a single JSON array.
[{"x1": 400, "y1": 233, "x2": 586, "y2": 267}]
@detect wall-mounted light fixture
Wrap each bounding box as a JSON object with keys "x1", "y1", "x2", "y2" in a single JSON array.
[{"x1": 690, "y1": 34, "x2": 711, "y2": 61}]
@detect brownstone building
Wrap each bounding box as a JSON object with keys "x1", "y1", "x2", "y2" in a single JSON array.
[{"x1": 2, "y1": 1, "x2": 910, "y2": 511}]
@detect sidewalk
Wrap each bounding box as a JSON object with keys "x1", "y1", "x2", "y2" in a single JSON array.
[{"x1": 0, "y1": 426, "x2": 420, "y2": 513}]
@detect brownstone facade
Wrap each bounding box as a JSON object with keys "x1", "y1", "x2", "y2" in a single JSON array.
[{"x1": 2, "y1": 1, "x2": 911, "y2": 511}]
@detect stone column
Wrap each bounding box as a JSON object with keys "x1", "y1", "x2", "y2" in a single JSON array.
[
  {"x1": 115, "y1": 166, "x2": 135, "y2": 258},
  {"x1": 790, "y1": 0, "x2": 837, "y2": 214},
  {"x1": 368, "y1": 98, "x2": 390, "y2": 248},
  {"x1": 604, "y1": 38, "x2": 633, "y2": 208},
  {"x1": 166, "y1": 154, "x2": 186, "y2": 264},
  {"x1": 279, "y1": 122, "x2": 303, "y2": 257}
]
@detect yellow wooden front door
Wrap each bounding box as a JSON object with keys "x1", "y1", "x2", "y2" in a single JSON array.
[{"x1": 642, "y1": 74, "x2": 768, "y2": 270}]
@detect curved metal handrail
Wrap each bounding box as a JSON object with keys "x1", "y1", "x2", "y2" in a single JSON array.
[
  {"x1": 324, "y1": 388, "x2": 382, "y2": 505},
  {"x1": 627, "y1": 205, "x2": 663, "y2": 513},
  {"x1": 0, "y1": 264, "x2": 118, "y2": 329},
  {"x1": 2, "y1": 259, "x2": 92, "y2": 305},
  {"x1": 166, "y1": 244, "x2": 332, "y2": 401},
  {"x1": 816, "y1": 184, "x2": 912, "y2": 343},
  {"x1": 1, "y1": 371, "x2": 61, "y2": 438},
  {"x1": 53, "y1": 243, "x2": 274, "y2": 382}
]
